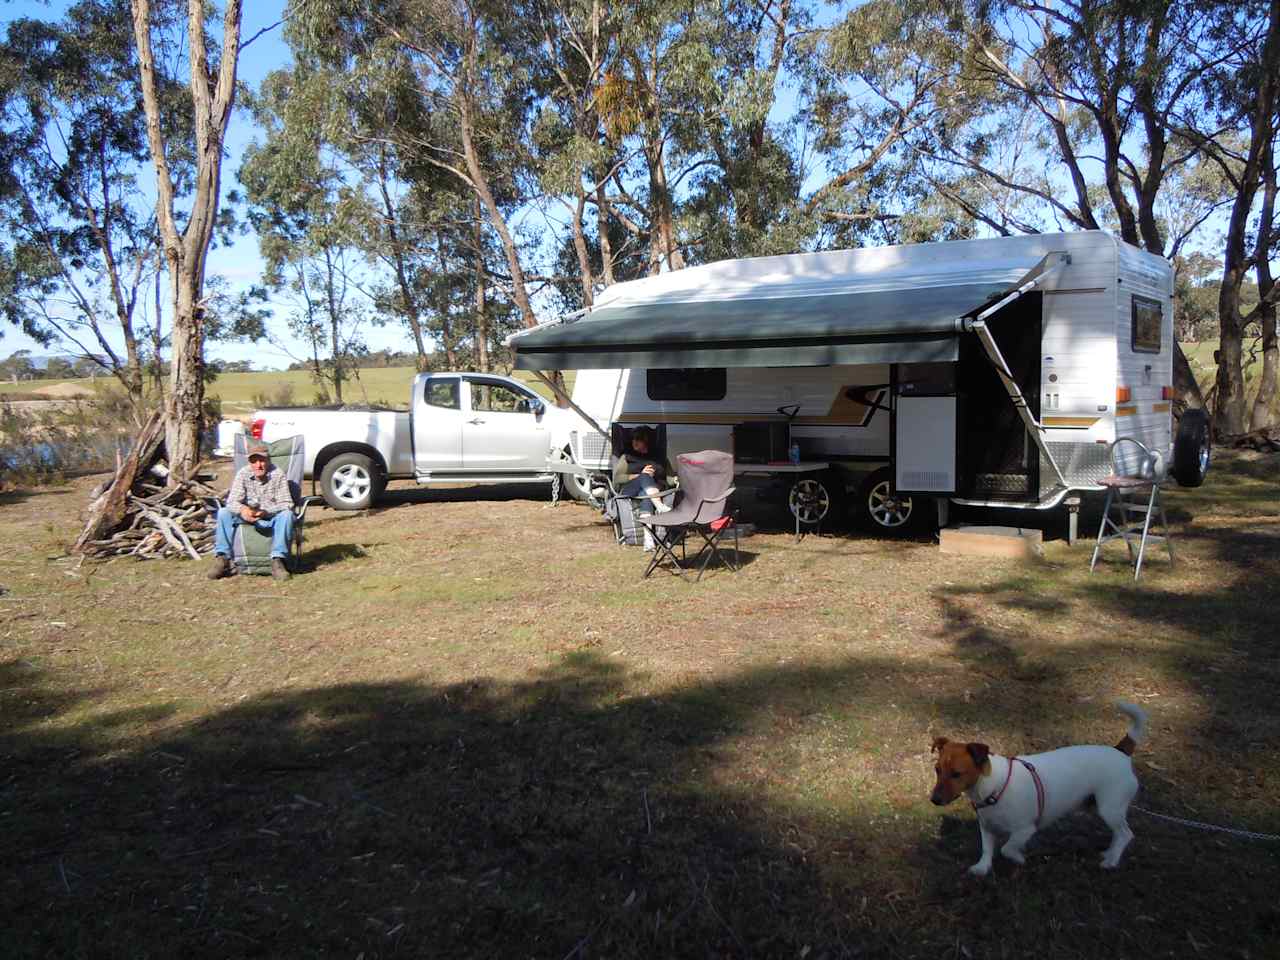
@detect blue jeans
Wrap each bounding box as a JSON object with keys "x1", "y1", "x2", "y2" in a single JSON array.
[
  {"x1": 619, "y1": 477, "x2": 660, "y2": 515},
  {"x1": 215, "y1": 506, "x2": 295, "y2": 559}
]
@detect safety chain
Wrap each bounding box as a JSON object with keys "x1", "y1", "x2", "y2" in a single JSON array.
[{"x1": 1131, "y1": 804, "x2": 1280, "y2": 842}]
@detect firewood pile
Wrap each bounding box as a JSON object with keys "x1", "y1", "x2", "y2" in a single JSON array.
[
  {"x1": 72, "y1": 410, "x2": 224, "y2": 561},
  {"x1": 1225, "y1": 426, "x2": 1280, "y2": 452}
]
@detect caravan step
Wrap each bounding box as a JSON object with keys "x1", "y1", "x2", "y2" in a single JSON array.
[{"x1": 939, "y1": 525, "x2": 1043, "y2": 560}]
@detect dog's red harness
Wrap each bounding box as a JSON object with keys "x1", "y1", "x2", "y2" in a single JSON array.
[{"x1": 972, "y1": 757, "x2": 1045, "y2": 826}]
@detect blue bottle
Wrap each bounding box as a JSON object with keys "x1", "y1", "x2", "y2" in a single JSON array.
[{"x1": 789, "y1": 441, "x2": 800, "y2": 464}]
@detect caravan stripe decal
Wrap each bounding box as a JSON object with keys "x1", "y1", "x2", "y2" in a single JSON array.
[
  {"x1": 1043, "y1": 416, "x2": 1100, "y2": 428},
  {"x1": 1151, "y1": 402, "x2": 1170, "y2": 413},
  {"x1": 1115, "y1": 405, "x2": 1137, "y2": 417}
]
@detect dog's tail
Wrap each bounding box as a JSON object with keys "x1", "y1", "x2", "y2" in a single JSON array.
[{"x1": 1113, "y1": 701, "x2": 1148, "y2": 756}]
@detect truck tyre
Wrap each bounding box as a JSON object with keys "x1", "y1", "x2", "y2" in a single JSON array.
[
  {"x1": 1171, "y1": 408, "x2": 1211, "y2": 487},
  {"x1": 320, "y1": 452, "x2": 383, "y2": 510},
  {"x1": 560, "y1": 446, "x2": 600, "y2": 505},
  {"x1": 855, "y1": 466, "x2": 918, "y2": 534}
]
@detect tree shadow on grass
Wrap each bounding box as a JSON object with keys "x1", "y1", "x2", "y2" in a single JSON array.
[{"x1": 2, "y1": 643, "x2": 1276, "y2": 959}]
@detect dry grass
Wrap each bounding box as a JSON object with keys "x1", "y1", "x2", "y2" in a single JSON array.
[{"x1": 1, "y1": 452, "x2": 1278, "y2": 958}]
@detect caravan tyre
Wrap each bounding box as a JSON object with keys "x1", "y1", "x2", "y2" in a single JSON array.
[
  {"x1": 320, "y1": 452, "x2": 383, "y2": 510},
  {"x1": 856, "y1": 467, "x2": 918, "y2": 534},
  {"x1": 789, "y1": 472, "x2": 844, "y2": 528},
  {"x1": 1171, "y1": 408, "x2": 1211, "y2": 487}
]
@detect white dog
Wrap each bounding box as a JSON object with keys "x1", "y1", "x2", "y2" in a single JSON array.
[{"x1": 929, "y1": 702, "x2": 1147, "y2": 876}]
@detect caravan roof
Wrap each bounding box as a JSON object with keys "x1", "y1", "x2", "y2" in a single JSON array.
[{"x1": 512, "y1": 232, "x2": 1112, "y2": 370}]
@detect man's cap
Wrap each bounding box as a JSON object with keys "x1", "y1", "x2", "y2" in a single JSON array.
[{"x1": 247, "y1": 442, "x2": 270, "y2": 460}]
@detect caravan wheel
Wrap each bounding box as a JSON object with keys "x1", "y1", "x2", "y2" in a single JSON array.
[
  {"x1": 788, "y1": 471, "x2": 846, "y2": 528},
  {"x1": 1171, "y1": 409, "x2": 1211, "y2": 487},
  {"x1": 856, "y1": 467, "x2": 916, "y2": 534}
]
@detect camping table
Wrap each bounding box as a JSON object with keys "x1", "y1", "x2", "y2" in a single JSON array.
[{"x1": 733, "y1": 461, "x2": 832, "y2": 540}]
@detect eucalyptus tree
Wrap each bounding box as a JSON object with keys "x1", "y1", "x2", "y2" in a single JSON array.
[
  {"x1": 130, "y1": 0, "x2": 244, "y2": 479},
  {"x1": 294, "y1": 0, "x2": 544, "y2": 336},
  {"x1": 240, "y1": 65, "x2": 378, "y2": 403},
  {"x1": 0, "y1": 0, "x2": 187, "y2": 410},
  {"x1": 1182, "y1": 0, "x2": 1279, "y2": 433}
]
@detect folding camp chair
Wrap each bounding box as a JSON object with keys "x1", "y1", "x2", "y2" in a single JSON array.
[
  {"x1": 216, "y1": 434, "x2": 321, "y2": 575},
  {"x1": 637, "y1": 450, "x2": 739, "y2": 580}
]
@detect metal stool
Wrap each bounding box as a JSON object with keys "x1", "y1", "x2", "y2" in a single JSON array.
[{"x1": 1089, "y1": 438, "x2": 1174, "y2": 580}]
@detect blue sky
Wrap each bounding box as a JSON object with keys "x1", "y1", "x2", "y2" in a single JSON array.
[{"x1": 1, "y1": 0, "x2": 418, "y2": 370}]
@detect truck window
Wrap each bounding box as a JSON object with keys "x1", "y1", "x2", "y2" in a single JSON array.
[
  {"x1": 646, "y1": 368, "x2": 727, "y2": 401},
  {"x1": 1131, "y1": 295, "x2": 1162, "y2": 353},
  {"x1": 470, "y1": 382, "x2": 529, "y2": 413},
  {"x1": 425, "y1": 379, "x2": 459, "y2": 409}
]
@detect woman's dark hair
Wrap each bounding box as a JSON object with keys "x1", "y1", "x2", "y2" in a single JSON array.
[{"x1": 631, "y1": 425, "x2": 655, "y2": 446}]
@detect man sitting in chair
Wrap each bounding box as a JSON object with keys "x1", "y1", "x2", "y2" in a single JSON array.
[{"x1": 208, "y1": 441, "x2": 296, "y2": 582}]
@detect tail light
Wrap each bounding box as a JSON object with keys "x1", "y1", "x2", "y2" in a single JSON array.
[
  {"x1": 1116, "y1": 386, "x2": 1132, "y2": 403},
  {"x1": 251, "y1": 418, "x2": 265, "y2": 439},
  {"x1": 1161, "y1": 385, "x2": 1174, "y2": 400}
]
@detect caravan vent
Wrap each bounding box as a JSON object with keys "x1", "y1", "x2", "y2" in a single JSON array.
[{"x1": 901, "y1": 471, "x2": 952, "y2": 489}]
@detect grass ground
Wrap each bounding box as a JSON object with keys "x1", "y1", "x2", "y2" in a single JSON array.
[{"x1": 2, "y1": 450, "x2": 1277, "y2": 958}]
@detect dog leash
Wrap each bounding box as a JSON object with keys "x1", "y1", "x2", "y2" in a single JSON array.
[
  {"x1": 1131, "y1": 804, "x2": 1280, "y2": 842},
  {"x1": 972, "y1": 757, "x2": 1045, "y2": 826}
]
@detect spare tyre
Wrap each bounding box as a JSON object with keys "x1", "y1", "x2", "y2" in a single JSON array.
[{"x1": 1171, "y1": 408, "x2": 1210, "y2": 487}]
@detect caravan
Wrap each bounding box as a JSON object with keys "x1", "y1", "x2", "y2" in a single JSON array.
[{"x1": 513, "y1": 231, "x2": 1210, "y2": 533}]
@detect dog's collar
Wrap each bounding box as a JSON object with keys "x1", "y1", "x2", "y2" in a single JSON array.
[{"x1": 972, "y1": 757, "x2": 1045, "y2": 826}]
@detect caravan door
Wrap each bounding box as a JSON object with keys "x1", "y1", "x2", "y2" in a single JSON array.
[
  {"x1": 957, "y1": 292, "x2": 1043, "y2": 500},
  {"x1": 892, "y1": 363, "x2": 958, "y2": 495}
]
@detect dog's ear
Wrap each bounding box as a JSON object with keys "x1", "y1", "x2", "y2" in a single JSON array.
[
  {"x1": 966, "y1": 742, "x2": 990, "y2": 769},
  {"x1": 931, "y1": 736, "x2": 949, "y2": 754}
]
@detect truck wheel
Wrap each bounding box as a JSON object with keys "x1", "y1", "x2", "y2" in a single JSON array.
[
  {"x1": 560, "y1": 446, "x2": 601, "y2": 505},
  {"x1": 1171, "y1": 408, "x2": 1210, "y2": 487},
  {"x1": 320, "y1": 452, "x2": 383, "y2": 510},
  {"x1": 855, "y1": 467, "x2": 918, "y2": 534}
]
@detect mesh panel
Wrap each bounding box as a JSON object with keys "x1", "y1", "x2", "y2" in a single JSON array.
[
  {"x1": 575, "y1": 430, "x2": 611, "y2": 466},
  {"x1": 973, "y1": 473, "x2": 1030, "y2": 494}
]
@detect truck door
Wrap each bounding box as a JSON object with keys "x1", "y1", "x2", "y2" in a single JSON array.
[
  {"x1": 414, "y1": 376, "x2": 464, "y2": 472},
  {"x1": 462, "y1": 377, "x2": 550, "y2": 471}
]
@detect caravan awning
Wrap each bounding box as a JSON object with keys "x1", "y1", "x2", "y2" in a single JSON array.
[{"x1": 512, "y1": 252, "x2": 1049, "y2": 370}]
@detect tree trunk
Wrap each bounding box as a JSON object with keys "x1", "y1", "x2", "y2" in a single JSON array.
[
  {"x1": 472, "y1": 201, "x2": 490, "y2": 372},
  {"x1": 132, "y1": 0, "x2": 242, "y2": 483},
  {"x1": 377, "y1": 147, "x2": 430, "y2": 371},
  {"x1": 595, "y1": 183, "x2": 615, "y2": 286},
  {"x1": 1250, "y1": 141, "x2": 1277, "y2": 431}
]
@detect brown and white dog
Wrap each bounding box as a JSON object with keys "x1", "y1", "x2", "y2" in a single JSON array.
[{"x1": 930, "y1": 702, "x2": 1147, "y2": 876}]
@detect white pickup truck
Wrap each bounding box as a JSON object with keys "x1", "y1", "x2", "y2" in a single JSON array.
[{"x1": 223, "y1": 372, "x2": 597, "y2": 509}]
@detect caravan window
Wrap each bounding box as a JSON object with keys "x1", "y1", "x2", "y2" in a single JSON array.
[
  {"x1": 646, "y1": 368, "x2": 727, "y2": 401},
  {"x1": 1131, "y1": 296, "x2": 1163, "y2": 353}
]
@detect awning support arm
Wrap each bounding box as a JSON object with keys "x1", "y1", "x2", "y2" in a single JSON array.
[
  {"x1": 963, "y1": 253, "x2": 1071, "y2": 488},
  {"x1": 528, "y1": 370, "x2": 612, "y2": 443}
]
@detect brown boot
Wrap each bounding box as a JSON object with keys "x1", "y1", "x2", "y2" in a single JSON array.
[
  {"x1": 270, "y1": 558, "x2": 292, "y2": 581},
  {"x1": 207, "y1": 555, "x2": 232, "y2": 580}
]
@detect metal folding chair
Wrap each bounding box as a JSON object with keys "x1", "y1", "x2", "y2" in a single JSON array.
[{"x1": 1089, "y1": 437, "x2": 1174, "y2": 580}]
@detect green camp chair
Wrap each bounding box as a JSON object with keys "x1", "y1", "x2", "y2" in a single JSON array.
[{"x1": 222, "y1": 434, "x2": 320, "y2": 575}]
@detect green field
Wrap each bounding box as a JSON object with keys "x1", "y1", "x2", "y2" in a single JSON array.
[{"x1": 0, "y1": 366, "x2": 571, "y2": 415}]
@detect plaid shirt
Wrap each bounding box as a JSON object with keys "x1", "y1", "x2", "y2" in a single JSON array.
[{"x1": 226, "y1": 463, "x2": 295, "y2": 515}]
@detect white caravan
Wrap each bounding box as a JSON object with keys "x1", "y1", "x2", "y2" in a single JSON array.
[{"x1": 514, "y1": 231, "x2": 1210, "y2": 532}]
